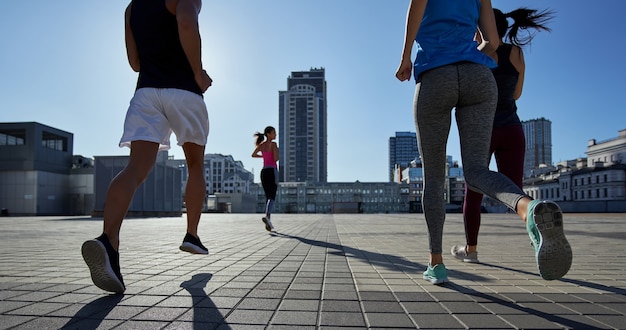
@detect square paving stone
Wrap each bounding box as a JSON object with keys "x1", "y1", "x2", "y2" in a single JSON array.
[
  {"x1": 321, "y1": 300, "x2": 362, "y2": 312},
  {"x1": 500, "y1": 314, "x2": 573, "y2": 329},
  {"x1": 272, "y1": 311, "x2": 317, "y2": 325},
  {"x1": 402, "y1": 301, "x2": 448, "y2": 314},
  {"x1": 132, "y1": 306, "x2": 188, "y2": 321},
  {"x1": 279, "y1": 299, "x2": 320, "y2": 311},
  {"x1": 322, "y1": 290, "x2": 358, "y2": 300},
  {"x1": 5, "y1": 302, "x2": 68, "y2": 316},
  {"x1": 284, "y1": 290, "x2": 321, "y2": 300},
  {"x1": 225, "y1": 310, "x2": 273, "y2": 325},
  {"x1": 362, "y1": 301, "x2": 405, "y2": 313},
  {"x1": 10, "y1": 316, "x2": 73, "y2": 330},
  {"x1": 365, "y1": 312, "x2": 415, "y2": 328},
  {"x1": 456, "y1": 313, "x2": 516, "y2": 329},
  {"x1": 320, "y1": 311, "x2": 366, "y2": 327},
  {"x1": 177, "y1": 307, "x2": 228, "y2": 323},
  {"x1": 237, "y1": 298, "x2": 281, "y2": 310},
  {"x1": 411, "y1": 313, "x2": 465, "y2": 329}
]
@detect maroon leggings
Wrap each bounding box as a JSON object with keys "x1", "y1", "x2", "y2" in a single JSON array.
[{"x1": 462, "y1": 124, "x2": 525, "y2": 246}]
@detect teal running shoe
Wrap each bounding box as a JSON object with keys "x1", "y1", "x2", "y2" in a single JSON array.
[
  {"x1": 526, "y1": 200, "x2": 573, "y2": 280},
  {"x1": 423, "y1": 263, "x2": 449, "y2": 285}
]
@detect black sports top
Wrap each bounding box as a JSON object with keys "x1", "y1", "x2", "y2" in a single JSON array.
[
  {"x1": 492, "y1": 43, "x2": 521, "y2": 128},
  {"x1": 130, "y1": 0, "x2": 202, "y2": 96}
]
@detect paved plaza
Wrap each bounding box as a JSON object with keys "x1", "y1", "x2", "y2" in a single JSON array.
[{"x1": 1, "y1": 212, "x2": 625, "y2": 329}]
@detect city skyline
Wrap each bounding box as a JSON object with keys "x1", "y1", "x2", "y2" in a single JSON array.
[{"x1": 1, "y1": 1, "x2": 625, "y2": 182}]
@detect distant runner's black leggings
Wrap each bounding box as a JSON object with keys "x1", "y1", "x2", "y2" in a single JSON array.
[
  {"x1": 261, "y1": 167, "x2": 278, "y2": 217},
  {"x1": 414, "y1": 62, "x2": 529, "y2": 254}
]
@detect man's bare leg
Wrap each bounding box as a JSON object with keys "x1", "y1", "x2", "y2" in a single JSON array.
[
  {"x1": 182, "y1": 142, "x2": 206, "y2": 238},
  {"x1": 103, "y1": 141, "x2": 160, "y2": 250}
]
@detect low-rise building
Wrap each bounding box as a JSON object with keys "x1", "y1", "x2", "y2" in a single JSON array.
[
  {"x1": 93, "y1": 152, "x2": 183, "y2": 217},
  {"x1": 0, "y1": 122, "x2": 74, "y2": 215},
  {"x1": 252, "y1": 181, "x2": 409, "y2": 214}
]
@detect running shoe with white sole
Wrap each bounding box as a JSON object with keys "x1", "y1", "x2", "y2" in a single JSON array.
[
  {"x1": 451, "y1": 245, "x2": 479, "y2": 263},
  {"x1": 179, "y1": 233, "x2": 209, "y2": 254},
  {"x1": 81, "y1": 234, "x2": 125, "y2": 294},
  {"x1": 423, "y1": 263, "x2": 449, "y2": 285}
]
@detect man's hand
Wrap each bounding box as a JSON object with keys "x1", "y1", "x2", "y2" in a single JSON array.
[{"x1": 196, "y1": 70, "x2": 212, "y2": 93}]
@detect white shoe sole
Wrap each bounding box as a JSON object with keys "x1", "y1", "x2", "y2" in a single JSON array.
[
  {"x1": 450, "y1": 245, "x2": 479, "y2": 263},
  {"x1": 179, "y1": 242, "x2": 209, "y2": 255},
  {"x1": 423, "y1": 276, "x2": 449, "y2": 285}
]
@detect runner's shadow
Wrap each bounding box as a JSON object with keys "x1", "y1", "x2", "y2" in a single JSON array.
[
  {"x1": 61, "y1": 294, "x2": 123, "y2": 329},
  {"x1": 180, "y1": 273, "x2": 230, "y2": 330},
  {"x1": 481, "y1": 262, "x2": 626, "y2": 295},
  {"x1": 446, "y1": 282, "x2": 605, "y2": 329},
  {"x1": 271, "y1": 231, "x2": 424, "y2": 273}
]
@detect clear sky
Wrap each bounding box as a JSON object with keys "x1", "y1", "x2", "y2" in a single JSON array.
[{"x1": 1, "y1": 0, "x2": 625, "y2": 182}]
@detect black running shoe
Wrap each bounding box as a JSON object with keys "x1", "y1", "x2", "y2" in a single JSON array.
[
  {"x1": 179, "y1": 233, "x2": 209, "y2": 254},
  {"x1": 262, "y1": 217, "x2": 274, "y2": 232},
  {"x1": 81, "y1": 234, "x2": 125, "y2": 294}
]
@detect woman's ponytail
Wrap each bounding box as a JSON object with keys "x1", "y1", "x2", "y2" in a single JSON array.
[
  {"x1": 254, "y1": 132, "x2": 265, "y2": 146},
  {"x1": 494, "y1": 7, "x2": 555, "y2": 47}
]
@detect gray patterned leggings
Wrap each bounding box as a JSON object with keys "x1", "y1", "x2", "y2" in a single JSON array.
[{"x1": 414, "y1": 62, "x2": 528, "y2": 254}]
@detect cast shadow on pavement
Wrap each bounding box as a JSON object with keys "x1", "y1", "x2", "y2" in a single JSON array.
[
  {"x1": 446, "y1": 282, "x2": 607, "y2": 329},
  {"x1": 181, "y1": 273, "x2": 230, "y2": 330},
  {"x1": 481, "y1": 262, "x2": 626, "y2": 295},
  {"x1": 270, "y1": 231, "x2": 491, "y2": 281},
  {"x1": 61, "y1": 294, "x2": 123, "y2": 329}
]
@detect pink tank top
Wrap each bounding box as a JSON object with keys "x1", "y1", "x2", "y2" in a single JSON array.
[{"x1": 262, "y1": 150, "x2": 277, "y2": 168}]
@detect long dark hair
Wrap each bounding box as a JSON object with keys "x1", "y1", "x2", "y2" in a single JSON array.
[
  {"x1": 254, "y1": 126, "x2": 275, "y2": 146},
  {"x1": 494, "y1": 8, "x2": 555, "y2": 47}
]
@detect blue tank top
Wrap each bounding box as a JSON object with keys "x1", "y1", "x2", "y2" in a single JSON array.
[
  {"x1": 130, "y1": 0, "x2": 202, "y2": 96},
  {"x1": 413, "y1": 0, "x2": 497, "y2": 80},
  {"x1": 492, "y1": 44, "x2": 521, "y2": 128}
]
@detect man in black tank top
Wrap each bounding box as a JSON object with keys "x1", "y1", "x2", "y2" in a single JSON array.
[{"x1": 81, "y1": 0, "x2": 213, "y2": 294}]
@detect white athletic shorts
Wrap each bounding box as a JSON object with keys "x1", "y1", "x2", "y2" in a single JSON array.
[{"x1": 119, "y1": 87, "x2": 209, "y2": 150}]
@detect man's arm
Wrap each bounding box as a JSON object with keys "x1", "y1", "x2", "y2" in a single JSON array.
[
  {"x1": 125, "y1": 3, "x2": 140, "y2": 72},
  {"x1": 176, "y1": 0, "x2": 212, "y2": 92}
]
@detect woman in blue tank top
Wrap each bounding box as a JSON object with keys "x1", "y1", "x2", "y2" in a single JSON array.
[{"x1": 395, "y1": 0, "x2": 571, "y2": 285}]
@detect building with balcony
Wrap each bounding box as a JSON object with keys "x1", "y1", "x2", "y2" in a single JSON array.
[
  {"x1": 168, "y1": 153, "x2": 256, "y2": 213},
  {"x1": 279, "y1": 68, "x2": 327, "y2": 183},
  {"x1": 401, "y1": 156, "x2": 465, "y2": 212},
  {"x1": 523, "y1": 118, "x2": 553, "y2": 178},
  {"x1": 389, "y1": 131, "x2": 419, "y2": 182}
]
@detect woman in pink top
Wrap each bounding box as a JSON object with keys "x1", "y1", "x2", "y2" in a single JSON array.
[{"x1": 252, "y1": 126, "x2": 279, "y2": 232}]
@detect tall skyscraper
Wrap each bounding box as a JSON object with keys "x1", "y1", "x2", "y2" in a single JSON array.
[
  {"x1": 278, "y1": 68, "x2": 327, "y2": 183},
  {"x1": 389, "y1": 131, "x2": 419, "y2": 181},
  {"x1": 522, "y1": 117, "x2": 552, "y2": 177}
]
